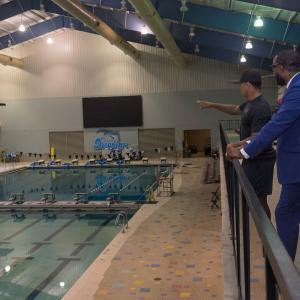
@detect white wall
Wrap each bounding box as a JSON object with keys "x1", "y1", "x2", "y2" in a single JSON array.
[
  {"x1": 0, "y1": 29, "x2": 244, "y2": 100},
  {"x1": 0, "y1": 30, "x2": 277, "y2": 153}
]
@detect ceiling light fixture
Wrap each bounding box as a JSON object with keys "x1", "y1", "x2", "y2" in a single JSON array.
[
  {"x1": 180, "y1": 0, "x2": 188, "y2": 13},
  {"x1": 189, "y1": 26, "x2": 195, "y2": 38},
  {"x1": 70, "y1": 18, "x2": 75, "y2": 30},
  {"x1": 245, "y1": 40, "x2": 253, "y2": 49},
  {"x1": 240, "y1": 54, "x2": 247, "y2": 63},
  {"x1": 254, "y1": 16, "x2": 263, "y2": 27},
  {"x1": 293, "y1": 44, "x2": 297, "y2": 52},
  {"x1": 40, "y1": 2, "x2": 46, "y2": 13},
  {"x1": 141, "y1": 26, "x2": 148, "y2": 35},
  {"x1": 18, "y1": 23, "x2": 26, "y2": 32},
  {"x1": 120, "y1": 0, "x2": 127, "y2": 10},
  {"x1": 5, "y1": 265, "x2": 11, "y2": 273},
  {"x1": 19, "y1": 14, "x2": 26, "y2": 32},
  {"x1": 47, "y1": 37, "x2": 53, "y2": 44}
]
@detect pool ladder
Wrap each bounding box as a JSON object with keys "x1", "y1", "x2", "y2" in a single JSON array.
[
  {"x1": 115, "y1": 211, "x2": 128, "y2": 233},
  {"x1": 9, "y1": 193, "x2": 25, "y2": 204}
]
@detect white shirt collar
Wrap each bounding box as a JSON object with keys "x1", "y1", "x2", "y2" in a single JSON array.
[{"x1": 287, "y1": 72, "x2": 300, "y2": 89}]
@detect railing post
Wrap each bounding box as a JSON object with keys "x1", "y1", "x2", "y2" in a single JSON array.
[
  {"x1": 242, "y1": 192, "x2": 250, "y2": 300},
  {"x1": 266, "y1": 258, "x2": 278, "y2": 300},
  {"x1": 229, "y1": 164, "x2": 235, "y2": 250},
  {"x1": 233, "y1": 169, "x2": 241, "y2": 288}
]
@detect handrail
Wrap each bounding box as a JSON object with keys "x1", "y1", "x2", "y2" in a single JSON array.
[
  {"x1": 89, "y1": 175, "x2": 121, "y2": 194},
  {"x1": 136, "y1": 179, "x2": 158, "y2": 202},
  {"x1": 220, "y1": 123, "x2": 300, "y2": 300},
  {"x1": 115, "y1": 211, "x2": 128, "y2": 233},
  {"x1": 119, "y1": 173, "x2": 145, "y2": 193},
  {"x1": 233, "y1": 158, "x2": 300, "y2": 299}
]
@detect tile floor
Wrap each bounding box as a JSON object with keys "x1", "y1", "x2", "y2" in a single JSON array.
[{"x1": 93, "y1": 159, "x2": 223, "y2": 300}]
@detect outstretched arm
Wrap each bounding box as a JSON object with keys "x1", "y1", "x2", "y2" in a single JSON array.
[{"x1": 196, "y1": 100, "x2": 241, "y2": 115}]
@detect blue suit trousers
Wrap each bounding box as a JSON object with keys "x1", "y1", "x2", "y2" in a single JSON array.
[{"x1": 275, "y1": 183, "x2": 300, "y2": 260}]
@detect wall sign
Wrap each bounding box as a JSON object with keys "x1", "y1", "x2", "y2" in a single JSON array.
[{"x1": 94, "y1": 129, "x2": 128, "y2": 151}]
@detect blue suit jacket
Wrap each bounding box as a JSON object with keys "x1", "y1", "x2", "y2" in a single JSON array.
[{"x1": 244, "y1": 73, "x2": 300, "y2": 184}]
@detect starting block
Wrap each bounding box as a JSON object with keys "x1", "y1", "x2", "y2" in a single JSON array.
[
  {"x1": 41, "y1": 193, "x2": 56, "y2": 204},
  {"x1": 160, "y1": 157, "x2": 167, "y2": 164},
  {"x1": 142, "y1": 157, "x2": 149, "y2": 164}
]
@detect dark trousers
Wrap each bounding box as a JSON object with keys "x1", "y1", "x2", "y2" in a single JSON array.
[{"x1": 275, "y1": 183, "x2": 300, "y2": 260}]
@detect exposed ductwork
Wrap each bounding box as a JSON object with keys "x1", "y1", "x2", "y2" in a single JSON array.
[
  {"x1": 128, "y1": 0, "x2": 186, "y2": 68},
  {"x1": 51, "y1": 0, "x2": 140, "y2": 60},
  {"x1": 0, "y1": 53, "x2": 24, "y2": 68}
]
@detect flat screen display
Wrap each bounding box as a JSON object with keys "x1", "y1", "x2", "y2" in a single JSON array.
[{"x1": 82, "y1": 96, "x2": 143, "y2": 128}]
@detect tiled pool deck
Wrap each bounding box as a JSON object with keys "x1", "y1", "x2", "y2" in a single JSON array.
[{"x1": 89, "y1": 160, "x2": 224, "y2": 300}]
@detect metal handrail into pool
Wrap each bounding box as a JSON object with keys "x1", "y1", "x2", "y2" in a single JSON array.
[
  {"x1": 115, "y1": 211, "x2": 129, "y2": 233},
  {"x1": 89, "y1": 175, "x2": 122, "y2": 194},
  {"x1": 119, "y1": 172, "x2": 146, "y2": 192}
]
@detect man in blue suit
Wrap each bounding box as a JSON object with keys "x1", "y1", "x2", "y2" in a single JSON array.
[{"x1": 227, "y1": 50, "x2": 300, "y2": 260}]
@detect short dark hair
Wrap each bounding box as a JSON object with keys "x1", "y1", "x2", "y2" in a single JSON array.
[
  {"x1": 275, "y1": 50, "x2": 300, "y2": 73},
  {"x1": 240, "y1": 69, "x2": 262, "y2": 89}
]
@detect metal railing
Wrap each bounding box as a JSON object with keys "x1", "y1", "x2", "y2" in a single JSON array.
[
  {"x1": 220, "y1": 123, "x2": 300, "y2": 300},
  {"x1": 220, "y1": 119, "x2": 241, "y2": 131},
  {"x1": 115, "y1": 211, "x2": 128, "y2": 233}
]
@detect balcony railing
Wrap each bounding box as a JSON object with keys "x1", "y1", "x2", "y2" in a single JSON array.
[{"x1": 220, "y1": 123, "x2": 300, "y2": 300}]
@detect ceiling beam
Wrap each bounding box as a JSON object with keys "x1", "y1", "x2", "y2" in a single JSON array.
[
  {"x1": 0, "y1": 0, "x2": 289, "y2": 70},
  {"x1": 235, "y1": 1, "x2": 300, "y2": 13},
  {"x1": 169, "y1": 21, "x2": 288, "y2": 59},
  {"x1": 289, "y1": 11, "x2": 298, "y2": 24},
  {"x1": 0, "y1": 16, "x2": 66, "y2": 50},
  {"x1": 154, "y1": 0, "x2": 300, "y2": 46},
  {"x1": 2, "y1": 0, "x2": 300, "y2": 47},
  {"x1": 119, "y1": 25, "x2": 273, "y2": 69},
  {"x1": 0, "y1": 52, "x2": 24, "y2": 68},
  {"x1": 0, "y1": 0, "x2": 65, "y2": 22},
  {"x1": 51, "y1": 0, "x2": 140, "y2": 60},
  {"x1": 0, "y1": 11, "x2": 275, "y2": 70},
  {"x1": 79, "y1": 0, "x2": 300, "y2": 45},
  {"x1": 128, "y1": 0, "x2": 186, "y2": 67},
  {"x1": 224, "y1": 0, "x2": 233, "y2": 10},
  {"x1": 274, "y1": 9, "x2": 282, "y2": 20},
  {"x1": 0, "y1": 0, "x2": 35, "y2": 22}
]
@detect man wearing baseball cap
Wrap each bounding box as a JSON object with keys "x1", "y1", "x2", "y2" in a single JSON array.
[{"x1": 197, "y1": 69, "x2": 276, "y2": 218}]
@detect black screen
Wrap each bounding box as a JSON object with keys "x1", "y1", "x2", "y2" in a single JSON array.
[{"x1": 82, "y1": 96, "x2": 143, "y2": 128}]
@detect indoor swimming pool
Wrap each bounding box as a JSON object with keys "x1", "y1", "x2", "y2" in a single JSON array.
[
  {"x1": 0, "y1": 212, "x2": 129, "y2": 299},
  {"x1": 0, "y1": 165, "x2": 170, "y2": 202}
]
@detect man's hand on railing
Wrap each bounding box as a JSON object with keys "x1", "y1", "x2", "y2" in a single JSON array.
[{"x1": 226, "y1": 143, "x2": 243, "y2": 160}]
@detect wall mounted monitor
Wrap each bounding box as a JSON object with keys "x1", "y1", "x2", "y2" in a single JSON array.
[{"x1": 82, "y1": 95, "x2": 143, "y2": 128}]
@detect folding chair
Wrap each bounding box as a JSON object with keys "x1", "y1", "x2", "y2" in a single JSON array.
[{"x1": 211, "y1": 186, "x2": 220, "y2": 209}]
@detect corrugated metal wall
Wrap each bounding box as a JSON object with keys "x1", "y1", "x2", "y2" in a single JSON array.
[
  {"x1": 0, "y1": 30, "x2": 244, "y2": 100},
  {"x1": 138, "y1": 128, "x2": 175, "y2": 158},
  {"x1": 49, "y1": 131, "x2": 84, "y2": 157}
]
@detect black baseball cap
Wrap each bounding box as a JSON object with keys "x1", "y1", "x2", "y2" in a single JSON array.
[{"x1": 239, "y1": 70, "x2": 262, "y2": 87}]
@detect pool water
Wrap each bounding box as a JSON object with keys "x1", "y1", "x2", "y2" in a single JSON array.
[
  {"x1": 0, "y1": 166, "x2": 170, "y2": 202},
  {"x1": 0, "y1": 212, "x2": 127, "y2": 299}
]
